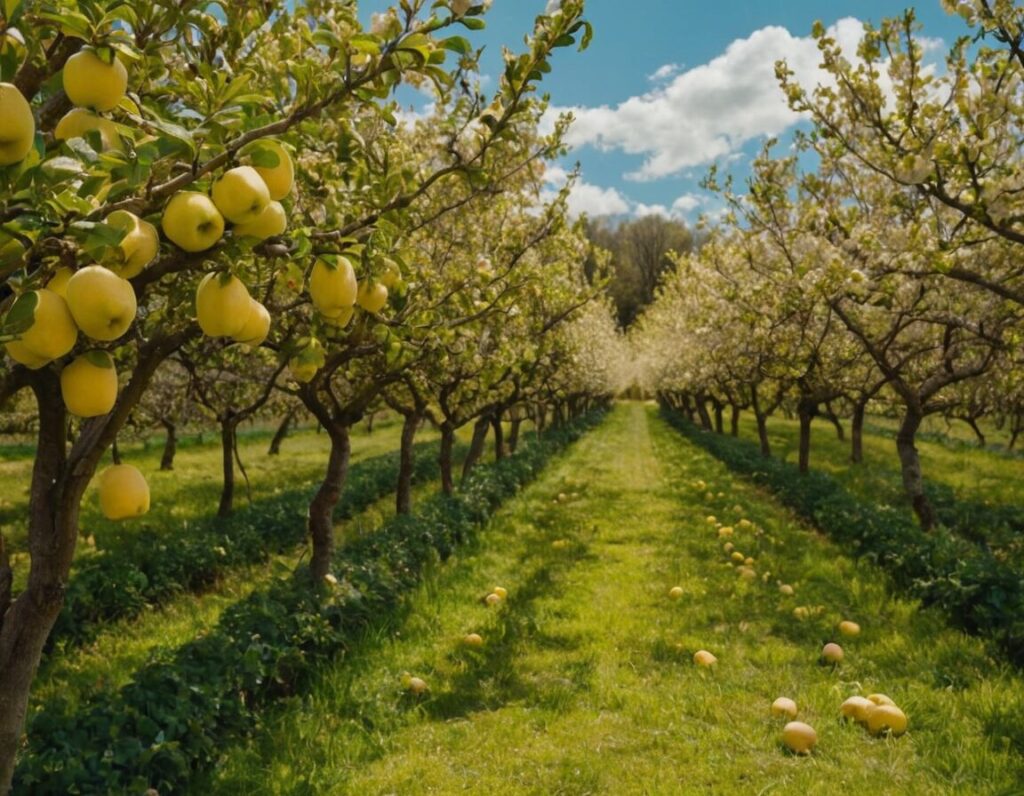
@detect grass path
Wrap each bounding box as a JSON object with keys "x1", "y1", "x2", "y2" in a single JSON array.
[{"x1": 200, "y1": 404, "x2": 1024, "y2": 795}]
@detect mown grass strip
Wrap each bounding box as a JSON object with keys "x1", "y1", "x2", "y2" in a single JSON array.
[
  {"x1": 15, "y1": 413, "x2": 604, "y2": 794},
  {"x1": 664, "y1": 409, "x2": 1024, "y2": 666}
]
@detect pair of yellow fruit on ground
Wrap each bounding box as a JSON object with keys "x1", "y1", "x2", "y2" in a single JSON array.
[
  {"x1": 775, "y1": 693, "x2": 907, "y2": 756},
  {"x1": 162, "y1": 142, "x2": 294, "y2": 253}
]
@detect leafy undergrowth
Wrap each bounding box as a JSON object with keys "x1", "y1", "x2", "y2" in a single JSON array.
[
  {"x1": 668, "y1": 411, "x2": 1024, "y2": 665},
  {"x1": 199, "y1": 403, "x2": 1024, "y2": 795},
  {"x1": 15, "y1": 413, "x2": 602, "y2": 794},
  {"x1": 735, "y1": 413, "x2": 1024, "y2": 555}
]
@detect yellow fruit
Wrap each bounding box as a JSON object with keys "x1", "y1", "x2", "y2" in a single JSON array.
[
  {"x1": 105, "y1": 210, "x2": 159, "y2": 278},
  {"x1": 195, "y1": 272, "x2": 251, "y2": 337},
  {"x1": 705, "y1": 516, "x2": 717, "y2": 525},
  {"x1": 781, "y1": 721, "x2": 817, "y2": 754},
  {"x1": 779, "y1": 584, "x2": 794, "y2": 596},
  {"x1": 0, "y1": 82, "x2": 35, "y2": 165},
  {"x1": 46, "y1": 267, "x2": 74, "y2": 298},
  {"x1": 310, "y1": 258, "x2": 358, "y2": 316},
  {"x1": 463, "y1": 633, "x2": 484, "y2": 648},
  {"x1": 5, "y1": 339, "x2": 49, "y2": 369},
  {"x1": 737, "y1": 519, "x2": 752, "y2": 529},
  {"x1": 821, "y1": 642, "x2": 844, "y2": 664},
  {"x1": 668, "y1": 586, "x2": 684, "y2": 600},
  {"x1": 838, "y1": 620, "x2": 861, "y2": 637},
  {"x1": 737, "y1": 566, "x2": 757, "y2": 580},
  {"x1": 484, "y1": 592, "x2": 502, "y2": 607},
  {"x1": 54, "y1": 108, "x2": 120, "y2": 151},
  {"x1": 731, "y1": 551, "x2": 744, "y2": 563},
  {"x1": 866, "y1": 704, "x2": 907, "y2": 736},
  {"x1": 723, "y1": 542, "x2": 734, "y2": 553},
  {"x1": 322, "y1": 305, "x2": 355, "y2": 329},
  {"x1": 232, "y1": 299, "x2": 271, "y2": 346},
  {"x1": 65, "y1": 265, "x2": 137, "y2": 341},
  {"x1": 356, "y1": 281, "x2": 388, "y2": 313},
  {"x1": 243, "y1": 138, "x2": 294, "y2": 200},
  {"x1": 212, "y1": 165, "x2": 270, "y2": 224},
  {"x1": 63, "y1": 49, "x2": 128, "y2": 111},
  {"x1": 693, "y1": 649, "x2": 717, "y2": 667},
  {"x1": 288, "y1": 337, "x2": 325, "y2": 383},
  {"x1": 162, "y1": 191, "x2": 225, "y2": 252},
  {"x1": 718, "y1": 526, "x2": 734, "y2": 537},
  {"x1": 61, "y1": 351, "x2": 117, "y2": 417},
  {"x1": 867, "y1": 693, "x2": 895, "y2": 707},
  {"x1": 97, "y1": 464, "x2": 150, "y2": 520},
  {"x1": 492, "y1": 586, "x2": 508, "y2": 599},
  {"x1": 2, "y1": 289, "x2": 77, "y2": 363},
  {"x1": 407, "y1": 676, "x2": 428, "y2": 695},
  {"x1": 232, "y1": 200, "x2": 287, "y2": 240},
  {"x1": 379, "y1": 259, "x2": 401, "y2": 288},
  {"x1": 744, "y1": 557, "x2": 755, "y2": 566},
  {"x1": 840, "y1": 696, "x2": 874, "y2": 723},
  {"x1": 793, "y1": 606, "x2": 809, "y2": 620},
  {"x1": 771, "y1": 697, "x2": 798, "y2": 720}
]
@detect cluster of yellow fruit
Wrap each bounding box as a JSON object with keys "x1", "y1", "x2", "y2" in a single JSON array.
[
  {"x1": 771, "y1": 691, "x2": 908, "y2": 755},
  {"x1": 484, "y1": 585, "x2": 507, "y2": 606}
]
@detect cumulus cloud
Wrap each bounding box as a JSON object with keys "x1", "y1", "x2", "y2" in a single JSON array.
[
  {"x1": 543, "y1": 166, "x2": 705, "y2": 220},
  {"x1": 550, "y1": 18, "x2": 924, "y2": 182},
  {"x1": 648, "y1": 62, "x2": 683, "y2": 82}
]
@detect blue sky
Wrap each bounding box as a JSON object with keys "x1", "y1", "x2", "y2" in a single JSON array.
[{"x1": 363, "y1": 1, "x2": 967, "y2": 223}]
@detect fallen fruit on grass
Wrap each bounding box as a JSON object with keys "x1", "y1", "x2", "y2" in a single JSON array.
[
  {"x1": 463, "y1": 633, "x2": 484, "y2": 648},
  {"x1": 866, "y1": 704, "x2": 907, "y2": 737},
  {"x1": 744, "y1": 557, "x2": 755, "y2": 566},
  {"x1": 492, "y1": 586, "x2": 508, "y2": 599},
  {"x1": 793, "y1": 606, "x2": 809, "y2": 620},
  {"x1": 737, "y1": 566, "x2": 757, "y2": 580},
  {"x1": 484, "y1": 593, "x2": 502, "y2": 606},
  {"x1": 771, "y1": 697, "x2": 798, "y2": 719},
  {"x1": 821, "y1": 643, "x2": 844, "y2": 664},
  {"x1": 782, "y1": 721, "x2": 817, "y2": 754},
  {"x1": 779, "y1": 584, "x2": 794, "y2": 596},
  {"x1": 838, "y1": 620, "x2": 861, "y2": 637},
  {"x1": 723, "y1": 542, "x2": 734, "y2": 553},
  {"x1": 731, "y1": 551, "x2": 745, "y2": 563},
  {"x1": 867, "y1": 693, "x2": 895, "y2": 707},
  {"x1": 693, "y1": 650, "x2": 717, "y2": 667},
  {"x1": 669, "y1": 586, "x2": 684, "y2": 600},
  {"x1": 738, "y1": 519, "x2": 753, "y2": 529},
  {"x1": 405, "y1": 676, "x2": 428, "y2": 695},
  {"x1": 840, "y1": 696, "x2": 874, "y2": 723},
  {"x1": 705, "y1": 516, "x2": 717, "y2": 525},
  {"x1": 718, "y1": 526, "x2": 734, "y2": 538}
]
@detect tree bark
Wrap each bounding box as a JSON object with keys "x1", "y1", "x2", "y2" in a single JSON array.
[
  {"x1": 729, "y1": 405, "x2": 740, "y2": 437},
  {"x1": 461, "y1": 416, "x2": 490, "y2": 482},
  {"x1": 962, "y1": 417, "x2": 986, "y2": 447},
  {"x1": 508, "y1": 417, "x2": 522, "y2": 453},
  {"x1": 491, "y1": 415, "x2": 505, "y2": 461},
  {"x1": 851, "y1": 401, "x2": 866, "y2": 464},
  {"x1": 824, "y1": 402, "x2": 845, "y2": 441},
  {"x1": 217, "y1": 419, "x2": 237, "y2": 518},
  {"x1": 268, "y1": 408, "x2": 294, "y2": 456},
  {"x1": 440, "y1": 423, "x2": 456, "y2": 496},
  {"x1": 308, "y1": 423, "x2": 351, "y2": 580},
  {"x1": 695, "y1": 396, "x2": 713, "y2": 431},
  {"x1": 396, "y1": 412, "x2": 419, "y2": 515},
  {"x1": 755, "y1": 413, "x2": 771, "y2": 457},
  {"x1": 896, "y1": 406, "x2": 936, "y2": 531},
  {"x1": 797, "y1": 400, "x2": 815, "y2": 474},
  {"x1": 713, "y1": 402, "x2": 724, "y2": 434},
  {"x1": 110, "y1": 439, "x2": 122, "y2": 465},
  {"x1": 160, "y1": 419, "x2": 177, "y2": 471}
]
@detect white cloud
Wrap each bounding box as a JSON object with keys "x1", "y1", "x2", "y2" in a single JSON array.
[
  {"x1": 550, "y1": 18, "x2": 927, "y2": 182},
  {"x1": 648, "y1": 63, "x2": 683, "y2": 82},
  {"x1": 543, "y1": 166, "x2": 705, "y2": 220}
]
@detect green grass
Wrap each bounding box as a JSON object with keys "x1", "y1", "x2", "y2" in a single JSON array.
[
  {"x1": 743, "y1": 412, "x2": 1024, "y2": 513},
  {"x1": 197, "y1": 404, "x2": 1024, "y2": 795}
]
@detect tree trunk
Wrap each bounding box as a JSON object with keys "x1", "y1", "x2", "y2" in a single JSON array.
[
  {"x1": 461, "y1": 416, "x2": 490, "y2": 482},
  {"x1": 508, "y1": 417, "x2": 522, "y2": 453},
  {"x1": 396, "y1": 412, "x2": 419, "y2": 515},
  {"x1": 963, "y1": 417, "x2": 986, "y2": 447},
  {"x1": 0, "y1": 379, "x2": 77, "y2": 794},
  {"x1": 755, "y1": 413, "x2": 771, "y2": 457},
  {"x1": 729, "y1": 405, "x2": 740, "y2": 437},
  {"x1": 713, "y1": 402, "x2": 724, "y2": 434},
  {"x1": 160, "y1": 419, "x2": 177, "y2": 471},
  {"x1": 695, "y1": 397, "x2": 713, "y2": 431},
  {"x1": 308, "y1": 423, "x2": 351, "y2": 580},
  {"x1": 797, "y1": 400, "x2": 815, "y2": 474},
  {"x1": 440, "y1": 423, "x2": 456, "y2": 496},
  {"x1": 217, "y1": 418, "x2": 236, "y2": 518},
  {"x1": 851, "y1": 401, "x2": 866, "y2": 464},
  {"x1": 492, "y1": 415, "x2": 505, "y2": 461},
  {"x1": 111, "y1": 438, "x2": 122, "y2": 465},
  {"x1": 268, "y1": 408, "x2": 294, "y2": 456},
  {"x1": 824, "y1": 402, "x2": 845, "y2": 441},
  {"x1": 896, "y1": 406, "x2": 936, "y2": 531}
]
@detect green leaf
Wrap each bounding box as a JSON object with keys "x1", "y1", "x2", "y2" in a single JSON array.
[
  {"x1": 4, "y1": 0, "x2": 22, "y2": 21},
  {"x1": 2, "y1": 291, "x2": 38, "y2": 336},
  {"x1": 84, "y1": 350, "x2": 115, "y2": 369},
  {"x1": 41, "y1": 156, "x2": 85, "y2": 178},
  {"x1": 441, "y1": 36, "x2": 472, "y2": 55},
  {"x1": 349, "y1": 34, "x2": 381, "y2": 55},
  {"x1": 459, "y1": 17, "x2": 485, "y2": 30}
]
